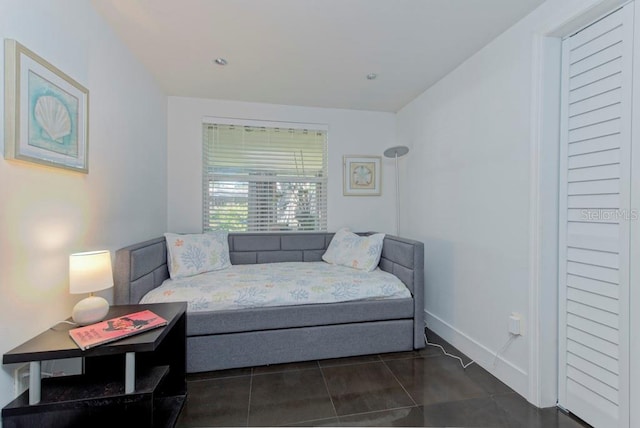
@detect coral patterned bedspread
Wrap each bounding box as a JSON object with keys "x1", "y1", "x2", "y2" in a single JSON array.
[{"x1": 139, "y1": 262, "x2": 411, "y2": 312}]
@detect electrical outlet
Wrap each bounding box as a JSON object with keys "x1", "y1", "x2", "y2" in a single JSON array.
[
  {"x1": 13, "y1": 364, "x2": 30, "y2": 397},
  {"x1": 12, "y1": 359, "x2": 79, "y2": 397},
  {"x1": 508, "y1": 313, "x2": 522, "y2": 336}
]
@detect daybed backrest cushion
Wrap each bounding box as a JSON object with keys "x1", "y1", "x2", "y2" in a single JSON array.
[
  {"x1": 228, "y1": 233, "x2": 327, "y2": 264},
  {"x1": 322, "y1": 228, "x2": 385, "y2": 271}
]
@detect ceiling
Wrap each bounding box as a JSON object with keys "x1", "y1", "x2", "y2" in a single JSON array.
[{"x1": 92, "y1": 0, "x2": 545, "y2": 112}]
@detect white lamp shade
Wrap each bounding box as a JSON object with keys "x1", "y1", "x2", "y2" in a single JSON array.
[{"x1": 69, "y1": 250, "x2": 113, "y2": 294}]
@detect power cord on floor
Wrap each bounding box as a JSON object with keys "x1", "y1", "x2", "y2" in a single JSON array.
[{"x1": 424, "y1": 333, "x2": 475, "y2": 370}]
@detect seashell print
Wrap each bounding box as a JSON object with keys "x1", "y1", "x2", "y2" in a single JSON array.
[{"x1": 34, "y1": 95, "x2": 71, "y2": 142}]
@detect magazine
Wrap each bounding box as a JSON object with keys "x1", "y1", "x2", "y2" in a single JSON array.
[{"x1": 69, "y1": 310, "x2": 167, "y2": 350}]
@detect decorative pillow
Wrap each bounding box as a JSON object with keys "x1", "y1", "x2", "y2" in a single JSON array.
[
  {"x1": 164, "y1": 231, "x2": 231, "y2": 279},
  {"x1": 322, "y1": 228, "x2": 385, "y2": 272}
]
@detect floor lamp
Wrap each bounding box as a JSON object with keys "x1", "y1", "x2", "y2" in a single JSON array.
[{"x1": 383, "y1": 145, "x2": 410, "y2": 236}]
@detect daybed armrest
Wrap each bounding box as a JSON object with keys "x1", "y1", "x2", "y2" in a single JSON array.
[
  {"x1": 379, "y1": 235, "x2": 425, "y2": 349},
  {"x1": 114, "y1": 237, "x2": 169, "y2": 305}
]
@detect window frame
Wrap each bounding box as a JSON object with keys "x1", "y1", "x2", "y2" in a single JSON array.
[{"x1": 202, "y1": 117, "x2": 329, "y2": 233}]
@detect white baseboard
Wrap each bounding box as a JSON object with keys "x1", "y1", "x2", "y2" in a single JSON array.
[{"x1": 425, "y1": 310, "x2": 531, "y2": 403}]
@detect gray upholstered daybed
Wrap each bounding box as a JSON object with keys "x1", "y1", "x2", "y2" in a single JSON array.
[{"x1": 113, "y1": 232, "x2": 424, "y2": 373}]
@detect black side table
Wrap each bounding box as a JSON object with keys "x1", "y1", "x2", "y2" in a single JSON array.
[{"x1": 2, "y1": 302, "x2": 187, "y2": 428}]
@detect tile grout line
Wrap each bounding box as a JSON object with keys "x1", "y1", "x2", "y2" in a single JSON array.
[
  {"x1": 486, "y1": 392, "x2": 518, "y2": 424},
  {"x1": 380, "y1": 352, "x2": 444, "y2": 363},
  {"x1": 317, "y1": 355, "x2": 383, "y2": 369},
  {"x1": 339, "y1": 404, "x2": 420, "y2": 421},
  {"x1": 252, "y1": 366, "x2": 319, "y2": 377},
  {"x1": 187, "y1": 373, "x2": 252, "y2": 382},
  {"x1": 246, "y1": 367, "x2": 254, "y2": 427},
  {"x1": 288, "y1": 404, "x2": 421, "y2": 427},
  {"x1": 380, "y1": 358, "x2": 420, "y2": 408},
  {"x1": 318, "y1": 360, "x2": 340, "y2": 423}
]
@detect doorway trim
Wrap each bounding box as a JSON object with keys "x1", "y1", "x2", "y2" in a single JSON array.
[{"x1": 527, "y1": 0, "x2": 630, "y2": 408}]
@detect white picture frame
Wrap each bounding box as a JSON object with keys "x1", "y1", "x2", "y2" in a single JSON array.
[
  {"x1": 343, "y1": 155, "x2": 381, "y2": 196},
  {"x1": 4, "y1": 39, "x2": 89, "y2": 173}
]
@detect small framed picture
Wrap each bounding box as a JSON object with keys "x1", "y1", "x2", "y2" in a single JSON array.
[
  {"x1": 4, "y1": 39, "x2": 89, "y2": 173},
  {"x1": 343, "y1": 155, "x2": 381, "y2": 196}
]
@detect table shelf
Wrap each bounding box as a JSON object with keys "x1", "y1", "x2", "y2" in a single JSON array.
[
  {"x1": 3, "y1": 366, "x2": 169, "y2": 415},
  {"x1": 1, "y1": 303, "x2": 187, "y2": 428}
]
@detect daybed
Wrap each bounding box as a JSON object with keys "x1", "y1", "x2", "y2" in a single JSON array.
[{"x1": 113, "y1": 232, "x2": 424, "y2": 373}]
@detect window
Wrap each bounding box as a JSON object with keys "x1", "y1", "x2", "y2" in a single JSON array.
[{"x1": 203, "y1": 121, "x2": 328, "y2": 232}]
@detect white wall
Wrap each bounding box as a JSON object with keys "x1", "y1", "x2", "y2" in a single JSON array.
[
  {"x1": 396, "y1": 0, "x2": 618, "y2": 404},
  {"x1": 167, "y1": 97, "x2": 397, "y2": 233},
  {"x1": 0, "y1": 0, "x2": 167, "y2": 411},
  {"x1": 398, "y1": 19, "x2": 532, "y2": 396}
]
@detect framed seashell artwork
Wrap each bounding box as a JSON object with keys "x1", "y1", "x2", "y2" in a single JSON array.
[
  {"x1": 342, "y1": 155, "x2": 381, "y2": 196},
  {"x1": 4, "y1": 39, "x2": 89, "y2": 173}
]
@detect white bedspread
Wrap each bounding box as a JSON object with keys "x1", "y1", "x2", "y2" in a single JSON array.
[{"x1": 140, "y1": 262, "x2": 411, "y2": 312}]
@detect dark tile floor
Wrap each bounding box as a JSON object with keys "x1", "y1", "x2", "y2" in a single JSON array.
[{"x1": 176, "y1": 331, "x2": 591, "y2": 427}]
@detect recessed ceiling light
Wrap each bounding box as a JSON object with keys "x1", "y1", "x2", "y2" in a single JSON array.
[
  {"x1": 213, "y1": 58, "x2": 228, "y2": 66},
  {"x1": 366, "y1": 73, "x2": 377, "y2": 80}
]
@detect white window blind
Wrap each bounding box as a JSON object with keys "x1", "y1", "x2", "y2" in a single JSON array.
[{"x1": 203, "y1": 123, "x2": 328, "y2": 232}]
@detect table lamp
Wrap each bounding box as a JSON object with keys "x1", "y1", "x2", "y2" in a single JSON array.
[{"x1": 69, "y1": 250, "x2": 113, "y2": 325}]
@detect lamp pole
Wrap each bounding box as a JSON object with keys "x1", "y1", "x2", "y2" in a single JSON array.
[{"x1": 383, "y1": 146, "x2": 409, "y2": 236}]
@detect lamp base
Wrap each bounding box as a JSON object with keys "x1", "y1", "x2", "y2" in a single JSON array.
[{"x1": 72, "y1": 295, "x2": 109, "y2": 325}]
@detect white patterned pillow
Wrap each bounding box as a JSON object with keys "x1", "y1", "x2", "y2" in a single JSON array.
[
  {"x1": 164, "y1": 231, "x2": 231, "y2": 279},
  {"x1": 322, "y1": 228, "x2": 385, "y2": 272}
]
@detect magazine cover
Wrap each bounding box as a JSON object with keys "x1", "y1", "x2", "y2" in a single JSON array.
[{"x1": 69, "y1": 310, "x2": 167, "y2": 350}]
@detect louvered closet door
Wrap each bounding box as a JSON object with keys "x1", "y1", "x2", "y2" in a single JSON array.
[{"x1": 558, "y1": 4, "x2": 634, "y2": 428}]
